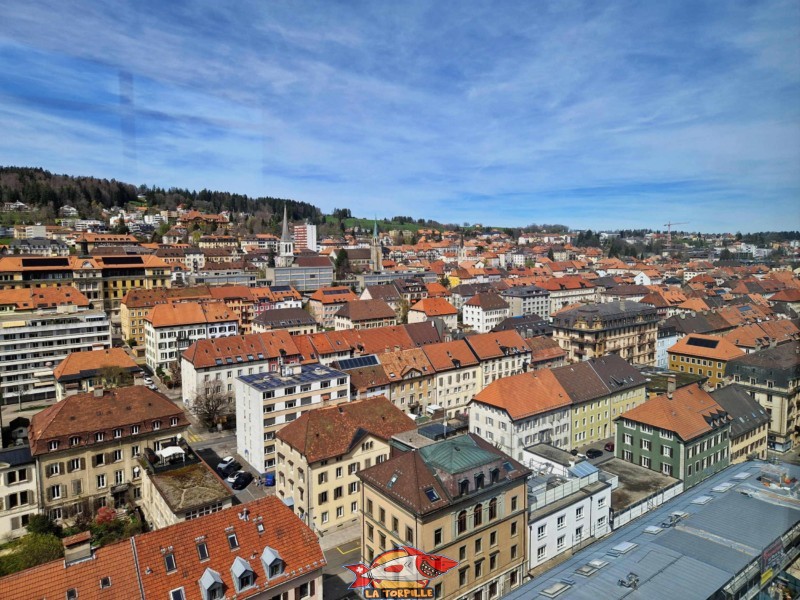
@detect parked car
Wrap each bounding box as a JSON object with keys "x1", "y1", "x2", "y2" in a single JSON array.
[
  {"x1": 220, "y1": 461, "x2": 242, "y2": 477},
  {"x1": 586, "y1": 448, "x2": 603, "y2": 459},
  {"x1": 216, "y1": 456, "x2": 236, "y2": 471},
  {"x1": 143, "y1": 377, "x2": 153, "y2": 385},
  {"x1": 232, "y1": 471, "x2": 254, "y2": 491},
  {"x1": 226, "y1": 469, "x2": 246, "y2": 483},
  {"x1": 604, "y1": 441, "x2": 615, "y2": 452}
]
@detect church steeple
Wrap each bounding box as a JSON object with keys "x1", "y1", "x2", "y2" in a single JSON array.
[
  {"x1": 370, "y1": 217, "x2": 382, "y2": 272},
  {"x1": 276, "y1": 203, "x2": 294, "y2": 267}
]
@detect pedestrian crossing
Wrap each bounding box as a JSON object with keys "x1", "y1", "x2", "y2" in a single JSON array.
[{"x1": 186, "y1": 431, "x2": 201, "y2": 443}]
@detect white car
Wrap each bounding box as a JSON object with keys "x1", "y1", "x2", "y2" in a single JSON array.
[
  {"x1": 226, "y1": 470, "x2": 246, "y2": 483},
  {"x1": 143, "y1": 377, "x2": 153, "y2": 385},
  {"x1": 216, "y1": 456, "x2": 235, "y2": 471}
]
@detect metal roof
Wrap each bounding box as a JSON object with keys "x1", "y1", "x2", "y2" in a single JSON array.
[
  {"x1": 237, "y1": 364, "x2": 346, "y2": 391},
  {"x1": 568, "y1": 461, "x2": 598, "y2": 479},
  {"x1": 419, "y1": 435, "x2": 498, "y2": 474},
  {"x1": 503, "y1": 460, "x2": 800, "y2": 600}
]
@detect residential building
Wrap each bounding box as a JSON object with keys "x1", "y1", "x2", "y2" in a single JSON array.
[
  {"x1": 470, "y1": 369, "x2": 573, "y2": 460},
  {"x1": 138, "y1": 439, "x2": 234, "y2": 529},
  {"x1": 721, "y1": 319, "x2": 800, "y2": 354},
  {"x1": 408, "y1": 297, "x2": 459, "y2": 331},
  {"x1": 615, "y1": 383, "x2": 731, "y2": 487},
  {"x1": 0, "y1": 496, "x2": 325, "y2": 600},
  {"x1": 53, "y1": 347, "x2": 142, "y2": 400},
  {"x1": 465, "y1": 329, "x2": 531, "y2": 389},
  {"x1": 552, "y1": 354, "x2": 648, "y2": 447},
  {"x1": 8, "y1": 237, "x2": 69, "y2": 256},
  {"x1": 360, "y1": 284, "x2": 403, "y2": 319},
  {"x1": 711, "y1": 384, "x2": 769, "y2": 463},
  {"x1": 235, "y1": 363, "x2": 350, "y2": 471},
  {"x1": 505, "y1": 461, "x2": 800, "y2": 600},
  {"x1": 0, "y1": 287, "x2": 111, "y2": 404},
  {"x1": 552, "y1": 300, "x2": 659, "y2": 365},
  {"x1": 422, "y1": 340, "x2": 481, "y2": 418},
  {"x1": 269, "y1": 255, "x2": 335, "y2": 292},
  {"x1": 494, "y1": 313, "x2": 552, "y2": 339},
  {"x1": 145, "y1": 301, "x2": 238, "y2": 373},
  {"x1": 307, "y1": 286, "x2": 360, "y2": 329},
  {"x1": 120, "y1": 286, "x2": 213, "y2": 347},
  {"x1": 180, "y1": 330, "x2": 302, "y2": 410},
  {"x1": 526, "y1": 336, "x2": 567, "y2": 371},
  {"x1": 252, "y1": 307, "x2": 319, "y2": 335},
  {"x1": 655, "y1": 324, "x2": 680, "y2": 368},
  {"x1": 28, "y1": 386, "x2": 189, "y2": 523},
  {"x1": 463, "y1": 292, "x2": 510, "y2": 333},
  {"x1": 0, "y1": 446, "x2": 38, "y2": 539},
  {"x1": 725, "y1": 341, "x2": 800, "y2": 452},
  {"x1": 500, "y1": 285, "x2": 550, "y2": 319},
  {"x1": 358, "y1": 434, "x2": 531, "y2": 600},
  {"x1": 523, "y1": 446, "x2": 611, "y2": 574},
  {"x1": 537, "y1": 277, "x2": 597, "y2": 315},
  {"x1": 334, "y1": 299, "x2": 397, "y2": 330},
  {"x1": 275, "y1": 396, "x2": 415, "y2": 533},
  {"x1": 294, "y1": 222, "x2": 318, "y2": 251},
  {"x1": 667, "y1": 333, "x2": 745, "y2": 389},
  {"x1": 378, "y1": 348, "x2": 436, "y2": 416}
]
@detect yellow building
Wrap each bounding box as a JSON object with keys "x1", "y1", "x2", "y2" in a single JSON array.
[
  {"x1": 667, "y1": 333, "x2": 745, "y2": 389},
  {"x1": 358, "y1": 434, "x2": 531, "y2": 600},
  {"x1": 711, "y1": 384, "x2": 769, "y2": 463},
  {"x1": 275, "y1": 396, "x2": 415, "y2": 533},
  {"x1": 378, "y1": 347, "x2": 436, "y2": 417},
  {"x1": 120, "y1": 286, "x2": 213, "y2": 347}
]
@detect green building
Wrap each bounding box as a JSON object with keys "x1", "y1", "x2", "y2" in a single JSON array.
[{"x1": 614, "y1": 383, "x2": 731, "y2": 488}]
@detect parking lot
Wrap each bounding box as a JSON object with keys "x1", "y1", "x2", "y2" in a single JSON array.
[{"x1": 195, "y1": 443, "x2": 274, "y2": 504}]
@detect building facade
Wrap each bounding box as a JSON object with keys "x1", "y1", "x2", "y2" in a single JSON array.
[{"x1": 0, "y1": 446, "x2": 38, "y2": 539}]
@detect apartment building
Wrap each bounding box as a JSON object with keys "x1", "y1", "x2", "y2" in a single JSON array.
[
  {"x1": 144, "y1": 301, "x2": 238, "y2": 373},
  {"x1": 0, "y1": 446, "x2": 39, "y2": 539},
  {"x1": 28, "y1": 386, "x2": 188, "y2": 523},
  {"x1": 53, "y1": 347, "x2": 141, "y2": 400},
  {"x1": 181, "y1": 330, "x2": 303, "y2": 409},
  {"x1": 0, "y1": 496, "x2": 325, "y2": 600},
  {"x1": 537, "y1": 276, "x2": 597, "y2": 315},
  {"x1": 333, "y1": 299, "x2": 397, "y2": 330},
  {"x1": 615, "y1": 383, "x2": 731, "y2": 487},
  {"x1": 725, "y1": 341, "x2": 800, "y2": 452},
  {"x1": 119, "y1": 286, "x2": 213, "y2": 346},
  {"x1": 0, "y1": 287, "x2": 111, "y2": 403},
  {"x1": 470, "y1": 369, "x2": 573, "y2": 460},
  {"x1": 252, "y1": 307, "x2": 319, "y2": 335},
  {"x1": 711, "y1": 384, "x2": 769, "y2": 462},
  {"x1": 275, "y1": 396, "x2": 415, "y2": 533},
  {"x1": 552, "y1": 300, "x2": 659, "y2": 365},
  {"x1": 378, "y1": 347, "x2": 436, "y2": 417},
  {"x1": 422, "y1": 339, "x2": 482, "y2": 418},
  {"x1": 408, "y1": 297, "x2": 459, "y2": 330},
  {"x1": 307, "y1": 286, "x2": 360, "y2": 329},
  {"x1": 358, "y1": 434, "x2": 531, "y2": 600},
  {"x1": 668, "y1": 333, "x2": 745, "y2": 389},
  {"x1": 235, "y1": 364, "x2": 350, "y2": 471},
  {"x1": 500, "y1": 285, "x2": 550, "y2": 319},
  {"x1": 465, "y1": 329, "x2": 531, "y2": 389},
  {"x1": 523, "y1": 446, "x2": 611, "y2": 574},
  {"x1": 463, "y1": 292, "x2": 511, "y2": 333}
]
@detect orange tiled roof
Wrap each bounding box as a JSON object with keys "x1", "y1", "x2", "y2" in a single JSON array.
[
  {"x1": 0, "y1": 285, "x2": 89, "y2": 310},
  {"x1": 409, "y1": 297, "x2": 458, "y2": 316},
  {"x1": 619, "y1": 384, "x2": 727, "y2": 441},
  {"x1": 145, "y1": 301, "x2": 235, "y2": 328},
  {"x1": 53, "y1": 348, "x2": 138, "y2": 381},
  {"x1": 422, "y1": 340, "x2": 480, "y2": 372},
  {"x1": 182, "y1": 330, "x2": 302, "y2": 369},
  {"x1": 668, "y1": 333, "x2": 745, "y2": 361},
  {"x1": 277, "y1": 396, "x2": 415, "y2": 463},
  {"x1": 472, "y1": 369, "x2": 571, "y2": 420},
  {"x1": 378, "y1": 348, "x2": 435, "y2": 381},
  {"x1": 465, "y1": 329, "x2": 529, "y2": 360},
  {"x1": 308, "y1": 286, "x2": 359, "y2": 304}
]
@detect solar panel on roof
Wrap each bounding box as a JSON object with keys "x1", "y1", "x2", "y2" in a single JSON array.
[
  {"x1": 337, "y1": 355, "x2": 380, "y2": 370},
  {"x1": 686, "y1": 337, "x2": 719, "y2": 349}
]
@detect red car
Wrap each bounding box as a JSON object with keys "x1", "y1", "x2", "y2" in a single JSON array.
[{"x1": 604, "y1": 441, "x2": 615, "y2": 452}]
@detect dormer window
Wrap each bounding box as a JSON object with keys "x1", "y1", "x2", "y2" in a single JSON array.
[
  {"x1": 164, "y1": 552, "x2": 177, "y2": 573},
  {"x1": 490, "y1": 468, "x2": 500, "y2": 484},
  {"x1": 153, "y1": 421, "x2": 161, "y2": 431},
  {"x1": 459, "y1": 479, "x2": 469, "y2": 496},
  {"x1": 69, "y1": 436, "x2": 80, "y2": 447},
  {"x1": 261, "y1": 546, "x2": 284, "y2": 579},
  {"x1": 231, "y1": 557, "x2": 255, "y2": 592},
  {"x1": 66, "y1": 589, "x2": 77, "y2": 600},
  {"x1": 48, "y1": 441, "x2": 59, "y2": 451},
  {"x1": 475, "y1": 473, "x2": 485, "y2": 489},
  {"x1": 227, "y1": 533, "x2": 239, "y2": 549},
  {"x1": 95, "y1": 432, "x2": 105, "y2": 443},
  {"x1": 99, "y1": 577, "x2": 111, "y2": 589},
  {"x1": 170, "y1": 417, "x2": 179, "y2": 427},
  {"x1": 131, "y1": 425, "x2": 140, "y2": 435},
  {"x1": 199, "y1": 567, "x2": 223, "y2": 600},
  {"x1": 113, "y1": 429, "x2": 122, "y2": 439}
]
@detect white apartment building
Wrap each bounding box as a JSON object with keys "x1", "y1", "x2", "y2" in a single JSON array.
[
  {"x1": 144, "y1": 301, "x2": 238, "y2": 373},
  {"x1": 0, "y1": 447, "x2": 39, "y2": 539},
  {"x1": 0, "y1": 289, "x2": 111, "y2": 403},
  {"x1": 462, "y1": 292, "x2": 510, "y2": 334},
  {"x1": 523, "y1": 446, "x2": 612, "y2": 572},
  {"x1": 235, "y1": 364, "x2": 350, "y2": 471},
  {"x1": 422, "y1": 340, "x2": 482, "y2": 418},
  {"x1": 500, "y1": 285, "x2": 551, "y2": 319}
]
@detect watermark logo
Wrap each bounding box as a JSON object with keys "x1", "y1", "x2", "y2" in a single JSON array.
[{"x1": 345, "y1": 545, "x2": 458, "y2": 598}]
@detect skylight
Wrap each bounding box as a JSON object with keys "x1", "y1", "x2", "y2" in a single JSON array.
[
  {"x1": 692, "y1": 495, "x2": 713, "y2": 505},
  {"x1": 424, "y1": 487, "x2": 440, "y2": 502},
  {"x1": 711, "y1": 482, "x2": 735, "y2": 493}
]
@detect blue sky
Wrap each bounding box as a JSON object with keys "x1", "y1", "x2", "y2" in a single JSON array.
[{"x1": 0, "y1": 1, "x2": 798, "y2": 232}]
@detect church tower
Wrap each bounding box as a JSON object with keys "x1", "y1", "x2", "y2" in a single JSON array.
[
  {"x1": 276, "y1": 204, "x2": 294, "y2": 268},
  {"x1": 370, "y1": 218, "x2": 382, "y2": 272}
]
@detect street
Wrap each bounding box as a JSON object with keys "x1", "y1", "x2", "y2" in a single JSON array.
[{"x1": 323, "y1": 539, "x2": 361, "y2": 600}]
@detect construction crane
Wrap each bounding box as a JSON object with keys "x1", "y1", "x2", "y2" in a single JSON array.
[{"x1": 663, "y1": 221, "x2": 689, "y2": 245}]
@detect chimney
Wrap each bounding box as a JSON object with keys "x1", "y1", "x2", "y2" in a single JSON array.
[
  {"x1": 667, "y1": 375, "x2": 676, "y2": 399},
  {"x1": 63, "y1": 531, "x2": 92, "y2": 564}
]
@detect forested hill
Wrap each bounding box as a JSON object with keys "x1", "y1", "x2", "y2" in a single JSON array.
[{"x1": 0, "y1": 166, "x2": 322, "y2": 223}]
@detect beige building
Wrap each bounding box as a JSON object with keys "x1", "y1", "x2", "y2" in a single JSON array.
[
  {"x1": 711, "y1": 384, "x2": 770, "y2": 463},
  {"x1": 422, "y1": 340, "x2": 481, "y2": 418},
  {"x1": 378, "y1": 347, "x2": 436, "y2": 417},
  {"x1": 334, "y1": 299, "x2": 397, "y2": 330},
  {"x1": 275, "y1": 396, "x2": 415, "y2": 533},
  {"x1": 307, "y1": 286, "x2": 360, "y2": 329},
  {"x1": 28, "y1": 386, "x2": 189, "y2": 524},
  {"x1": 358, "y1": 434, "x2": 531, "y2": 600},
  {"x1": 552, "y1": 300, "x2": 659, "y2": 365},
  {"x1": 53, "y1": 347, "x2": 142, "y2": 400}
]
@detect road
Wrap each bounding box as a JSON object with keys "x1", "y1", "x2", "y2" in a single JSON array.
[{"x1": 323, "y1": 539, "x2": 361, "y2": 600}]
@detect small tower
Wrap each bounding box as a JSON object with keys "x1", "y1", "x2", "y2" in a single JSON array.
[
  {"x1": 370, "y1": 218, "x2": 382, "y2": 272},
  {"x1": 276, "y1": 204, "x2": 294, "y2": 268},
  {"x1": 457, "y1": 233, "x2": 467, "y2": 262}
]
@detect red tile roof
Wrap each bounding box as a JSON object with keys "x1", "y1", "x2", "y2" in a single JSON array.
[
  {"x1": 181, "y1": 331, "x2": 302, "y2": 369},
  {"x1": 145, "y1": 301, "x2": 235, "y2": 328},
  {"x1": 53, "y1": 348, "x2": 139, "y2": 381},
  {"x1": 0, "y1": 286, "x2": 89, "y2": 310},
  {"x1": 472, "y1": 369, "x2": 571, "y2": 420}
]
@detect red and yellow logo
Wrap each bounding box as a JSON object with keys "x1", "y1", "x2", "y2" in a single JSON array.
[{"x1": 345, "y1": 546, "x2": 458, "y2": 598}]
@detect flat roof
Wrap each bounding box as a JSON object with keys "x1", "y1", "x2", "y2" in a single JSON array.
[
  {"x1": 237, "y1": 364, "x2": 346, "y2": 391},
  {"x1": 149, "y1": 462, "x2": 232, "y2": 513},
  {"x1": 599, "y1": 458, "x2": 680, "y2": 512},
  {"x1": 504, "y1": 460, "x2": 800, "y2": 600}
]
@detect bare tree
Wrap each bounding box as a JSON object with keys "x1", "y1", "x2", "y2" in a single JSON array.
[{"x1": 193, "y1": 389, "x2": 230, "y2": 428}]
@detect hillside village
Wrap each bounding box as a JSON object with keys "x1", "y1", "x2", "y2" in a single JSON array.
[{"x1": 0, "y1": 183, "x2": 798, "y2": 600}]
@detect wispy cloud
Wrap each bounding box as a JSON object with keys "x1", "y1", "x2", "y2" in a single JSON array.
[{"x1": 0, "y1": 0, "x2": 797, "y2": 231}]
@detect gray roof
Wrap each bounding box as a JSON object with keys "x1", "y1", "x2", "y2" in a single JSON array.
[
  {"x1": 252, "y1": 308, "x2": 316, "y2": 328},
  {"x1": 0, "y1": 446, "x2": 33, "y2": 467},
  {"x1": 725, "y1": 341, "x2": 800, "y2": 388},
  {"x1": 552, "y1": 301, "x2": 658, "y2": 330},
  {"x1": 552, "y1": 354, "x2": 647, "y2": 404},
  {"x1": 503, "y1": 460, "x2": 800, "y2": 600},
  {"x1": 710, "y1": 384, "x2": 770, "y2": 439}
]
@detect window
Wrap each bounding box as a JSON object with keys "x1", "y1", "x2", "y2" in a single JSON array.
[
  {"x1": 169, "y1": 588, "x2": 185, "y2": 600},
  {"x1": 434, "y1": 528, "x2": 443, "y2": 546},
  {"x1": 641, "y1": 456, "x2": 651, "y2": 469},
  {"x1": 318, "y1": 472, "x2": 327, "y2": 484},
  {"x1": 488, "y1": 498, "x2": 497, "y2": 520},
  {"x1": 557, "y1": 514, "x2": 565, "y2": 529},
  {"x1": 474, "y1": 560, "x2": 483, "y2": 578},
  {"x1": 95, "y1": 432, "x2": 105, "y2": 442},
  {"x1": 113, "y1": 449, "x2": 122, "y2": 462},
  {"x1": 392, "y1": 517, "x2": 399, "y2": 533},
  {"x1": 624, "y1": 450, "x2": 632, "y2": 461},
  {"x1": 511, "y1": 521, "x2": 518, "y2": 537},
  {"x1": 662, "y1": 445, "x2": 673, "y2": 458},
  {"x1": 348, "y1": 462, "x2": 359, "y2": 475},
  {"x1": 457, "y1": 510, "x2": 467, "y2": 534},
  {"x1": 95, "y1": 453, "x2": 105, "y2": 466},
  {"x1": 473, "y1": 504, "x2": 483, "y2": 527},
  {"x1": 131, "y1": 425, "x2": 140, "y2": 434},
  {"x1": 537, "y1": 545, "x2": 547, "y2": 561},
  {"x1": 575, "y1": 526, "x2": 583, "y2": 542},
  {"x1": 366, "y1": 499, "x2": 373, "y2": 515},
  {"x1": 113, "y1": 428, "x2": 122, "y2": 439},
  {"x1": 598, "y1": 497, "x2": 605, "y2": 508},
  {"x1": 537, "y1": 524, "x2": 546, "y2": 540},
  {"x1": 228, "y1": 533, "x2": 239, "y2": 549},
  {"x1": 575, "y1": 506, "x2": 583, "y2": 520},
  {"x1": 69, "y1": 436, "x2": 80, "y2": 447},
  {"x1": 557, "y1": 535, "x2": 565, "y2": 551},
  {"x1": 662, "y1": 463, "x2": 673, "y2": 476},
  {"x1": 67, "y1": 589, "x2": 78, "y2": 600},
  {"x1": 623, "y1": 433, "x2": 632, "y2": 445},
  {"x1": 379, "y1": 508, "x2": 386, "y2": 524},
  {"x1": 322, "y1": 511, "x2": 329, "y2": 524},
  {"x1": 114, "y1": 470, "x2": 124, "y2": 485},
  {"x1": 100, "y1": 576, "x2": 111, "y2": 589},
  {"x1": 47, "y1": 463, "x2": 61, "y2": 477},
  {"x1": 641, "y1": 439, "x2": 651, "y2": 451},
  {"x1": 170, "y1": 417, "x2": 179, "y2": 427},
  {"x1": 511, "y1": 495, "x2": 518, "y2": 511},
  {"x1": 459, "y1": 567, "x2": 469, "y2": 586},
  {"x1": 335, "y1": 466, "x2": 343, "y2": 478},
  {"x1": 152, "y1": 420, "x2": 161, "y2": 430},
  {"x1": 475, "y1": 538, "x2": 482, "y2": 554},
  {"x1": 490, "y1": 531, "x2": 497, "y2": 547},
  {"x1": 406, "y1": 526, "x2": 414, "y2": 545},
  {"x1": 197, "y1": 542, "x2": 209, "y2": 560},
  {"x1": 349, "y1": 481, "x2": 359, "y2": 494},
  {"x1": 48, "y1": 441, "x2": 59, "y2": 451},
  {"x1": 511, "y1": 544, "x2": 518, "y2": 559},
  {"x1": 96, "y1": 474, "x2": 106, "y2": 489},
  {"x1": 318, "y1": 491, "x2": 328, "y2": 504},
  {"x1": 164, "y1": 553, "x2": 177, "y2": 572}
]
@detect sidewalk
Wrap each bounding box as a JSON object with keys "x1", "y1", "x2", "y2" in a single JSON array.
[{"x1": 318, "y1": 521, "x2": 361, "y2": 552}]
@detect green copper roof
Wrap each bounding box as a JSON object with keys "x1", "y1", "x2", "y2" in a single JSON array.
[{"x1": 419, "y1": 435, "x2": 497, "y2": 474}]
